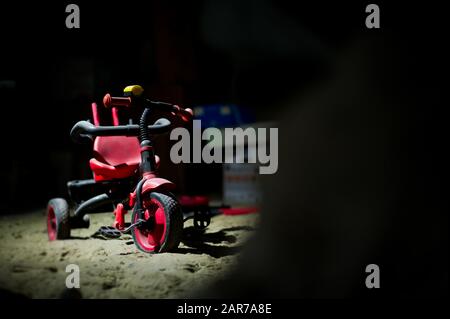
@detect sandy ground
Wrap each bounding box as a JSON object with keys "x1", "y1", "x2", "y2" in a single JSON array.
[{"x1": 0, "y1": 210, "x2": 258, "y2": 298}]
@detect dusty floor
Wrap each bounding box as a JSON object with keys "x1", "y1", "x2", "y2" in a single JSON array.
[{"x1": 0, "y1": 210, "x2": 258, "y2": 298}]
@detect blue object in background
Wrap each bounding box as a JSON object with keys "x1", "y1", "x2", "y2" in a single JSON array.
[{"x1": 193, "y1": 104, "x2": 255, "y2": 128}]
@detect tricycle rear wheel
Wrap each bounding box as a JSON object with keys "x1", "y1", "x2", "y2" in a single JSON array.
[{"x1": 47, "y1": 198, "x2": 71, "y2": 240}]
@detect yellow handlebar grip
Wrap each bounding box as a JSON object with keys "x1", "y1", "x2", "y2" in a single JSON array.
[{"x1": 123, "y1": 85, "x2": 144, "y2": 97}]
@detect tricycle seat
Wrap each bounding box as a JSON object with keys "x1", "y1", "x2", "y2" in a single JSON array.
[
  {"x1": 89, "y1": 136, "x2": 160, "y2": 182},
  {"x1": 90, "y1": 136, "x2": 141, "y2": 181}
]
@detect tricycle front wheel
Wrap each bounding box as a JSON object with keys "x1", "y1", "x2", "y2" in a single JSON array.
[{"x1": 131, "y1": 192, "x2": 183, "y2": 253}]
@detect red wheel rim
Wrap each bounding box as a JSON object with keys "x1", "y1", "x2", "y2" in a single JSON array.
[
  {"x1": 47, "y1": 206, "x2": 57, "y2": 241},
  {"x1": 133, "y1": 198, "x2": 167, "y2": 252}
]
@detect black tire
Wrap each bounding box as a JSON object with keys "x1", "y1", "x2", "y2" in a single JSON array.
[
  {"x1": 131, "y1": 192, "x2": 183, "y2": 253},
  {"x1": 47, "y1": 198, "x2": 71, "y2": 240}
]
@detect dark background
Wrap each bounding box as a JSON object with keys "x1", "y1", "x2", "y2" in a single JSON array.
[
  {"x1": 0, "y1": 1, "x2": 438, "y2": 211},
  {"x1": 0, "y1": 0, "x2": 387, "y2": 212},
  {"x1": 0, "y1": 0, "x2": 446, "y2": 297}
]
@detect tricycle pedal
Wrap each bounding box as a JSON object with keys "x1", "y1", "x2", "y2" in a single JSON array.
[{"x1": 92, "y1": 226, "x2": 122, "y2": 239}]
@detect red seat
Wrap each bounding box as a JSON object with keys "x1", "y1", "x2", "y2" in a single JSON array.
[
  {"x1": 90, "y1": 136, "x2": 141, "y2": 181},
  {"x1": 89, "y1": 136, "x2": 161, "y2": 181}
]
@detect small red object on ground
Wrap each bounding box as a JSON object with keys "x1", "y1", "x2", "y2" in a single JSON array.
[{"x1": 220, "y1": 207, "x2": 259, "y2": 215}]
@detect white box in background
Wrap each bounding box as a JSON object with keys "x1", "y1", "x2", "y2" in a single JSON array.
[{"x1": 223, "y1": 144, "x2": 261, "y2": 206}]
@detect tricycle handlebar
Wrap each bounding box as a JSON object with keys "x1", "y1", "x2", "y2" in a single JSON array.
[
  {"x1": 102, "y1": 93, "x2": 193, "y2": 122},
  {"x1": 70, "y1": 118, "x2": 172, "y2": 144}
]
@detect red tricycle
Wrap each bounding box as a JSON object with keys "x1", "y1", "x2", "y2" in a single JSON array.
[{"x1": 46, "y1": 85, "x2": 211, "y2": 253}]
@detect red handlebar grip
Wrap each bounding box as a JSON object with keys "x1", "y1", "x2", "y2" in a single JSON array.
[
  {"x1": 172, "y1": 105, "x2": 193, "y2": 122},
  {"x1": 103, "y1": 94, "x2": 131, "y2": 108},
  {"x1": 179, "y1": 107, "x2": 194, "y2": 122}
]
